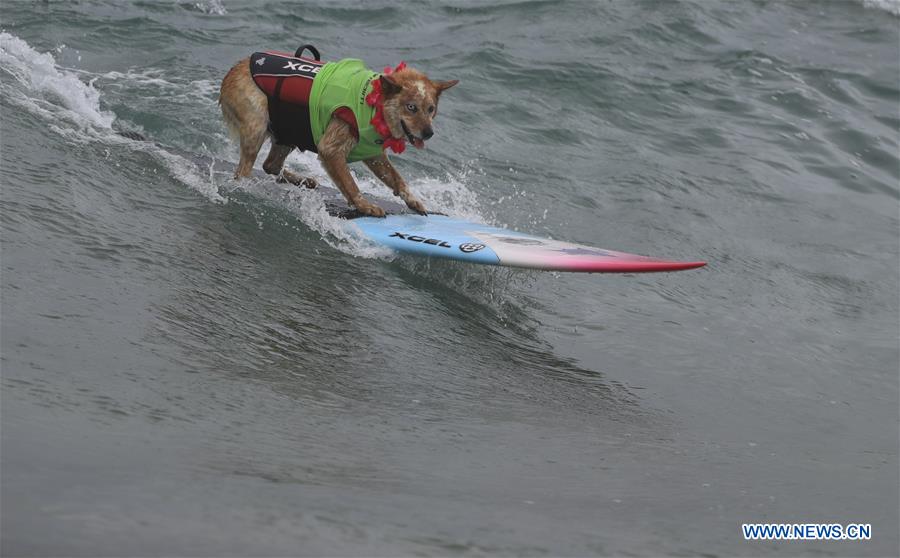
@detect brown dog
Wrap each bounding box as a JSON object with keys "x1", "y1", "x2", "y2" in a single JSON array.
[{"x1": 219, "y1": 50, "x2": 457, "y2": 217}]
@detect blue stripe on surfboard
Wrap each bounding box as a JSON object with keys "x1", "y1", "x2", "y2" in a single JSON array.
[{"x1": 352, "y1": 215, "x2": 502, "y2": 265}]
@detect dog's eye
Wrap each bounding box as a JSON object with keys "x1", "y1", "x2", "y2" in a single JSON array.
[
  {"x1": 428, "y1": 106, "x2": 435, "y2": 114},
  {"x1": 406, "y1": 103, "x2": 417, "y2": 113}
]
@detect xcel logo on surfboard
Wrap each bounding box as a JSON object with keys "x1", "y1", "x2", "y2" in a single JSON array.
[
  {"x1": 389, "y1": 232, "x2": 451, "y2": 248},
  {"x1": 389, "y1": 232, "x2": 487, "y2": 254},
  {"x1": 459, "y1": 243, "x2": 486, "y2": 253}
]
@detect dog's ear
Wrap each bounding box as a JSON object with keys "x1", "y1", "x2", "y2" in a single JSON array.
[
  {"x1": 379, "y1": 74, "x2": 403, "y2": 96},
  {"x1": 432, "y1": 79, "x2": 459, "y2": 96}
]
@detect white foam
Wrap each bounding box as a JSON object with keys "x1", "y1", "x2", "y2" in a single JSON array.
[
  {"x1": 92, "y1": 68, "x2": 219, "y2": 102},
  {"x1": 0, "y1": 32, "x2": 114, "y2": 129},
  {"x1": 308, "y1": 153, "x2": 488, "y2": 223},
  {"x1": 194, "y1": 0, "x2": 227, "y2": 15},
  {"x1": 222, "y1": 169, "x2": 395, "y2": 260},
  {"x1": 155, "y1": 148, "x2": 227, "y2": 203},
  {"x1": 862, "y1": 0, "x2": 900, "y2": 15},
  {"x1": 0, "y1": 32, "x2": 229, "y2": 202}
]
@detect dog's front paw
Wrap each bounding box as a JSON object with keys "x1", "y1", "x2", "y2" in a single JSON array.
[
  {"x1": 404, "y1": 196, "x2": 428, "y2": 216},
  {"x1": 353, "y1": 197, "x2": 386, "y2": 218}
]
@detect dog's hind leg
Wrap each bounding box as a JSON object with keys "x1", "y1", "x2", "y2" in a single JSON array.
[
  {"x1": 234, "y1": 125, "x2": 267, "y2": 179},
  {"x1": 219, "y1": 57, "x2": 270, "y2": 179},
  {"x1": 262, "y1": 143, "x2": 318, "y2": 189}
]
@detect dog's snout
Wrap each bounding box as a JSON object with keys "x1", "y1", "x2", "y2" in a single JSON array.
[{"x1": 422, "y1": 127, "x2": 434, "y2": 140}]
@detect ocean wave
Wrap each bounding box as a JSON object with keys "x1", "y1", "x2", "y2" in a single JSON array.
[
  {"x1": 863, "y1": 0, "x2": 900, "y2": 16},
  {"x1": 0, "y1": 32, "x2": 114, "y2": 129},
  {"x1": 91, "y1": 68, "x2": 220, "y2": 101},
  {"x1": 0, "y1": 32, "x2": 231, "y2": 203},
  {"x1": 193, "y1": 0, "x2": 227, "y2": 16}
]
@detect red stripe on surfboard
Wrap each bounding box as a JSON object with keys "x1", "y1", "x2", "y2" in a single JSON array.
[
  {"x1": 495, "y1": 257, "x2": 707, "y2": 273},
  {"x1": 558, "y1": 260, "x2": 707, "y2": 273}
]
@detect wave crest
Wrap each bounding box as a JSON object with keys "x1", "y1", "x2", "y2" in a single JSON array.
[{"x1": 0, "y1": 32, "x2": 115, "y2": 129}]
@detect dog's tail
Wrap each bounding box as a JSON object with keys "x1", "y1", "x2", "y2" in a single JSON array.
[
  {"x1": 219, "y1": 60, "x2": 242, "y2": 142},
  {"x1": 219, "y1": 100, "x2": 242, "y2": 141}
]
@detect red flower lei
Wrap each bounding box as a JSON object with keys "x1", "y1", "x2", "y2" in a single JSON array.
[{"x1": 365, "y1": 61, "x2": 407, "y2": 154}]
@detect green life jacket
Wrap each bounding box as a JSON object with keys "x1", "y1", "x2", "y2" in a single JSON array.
[{"x1": 309, "y1": 59, "x2": 383, "y2": 163}]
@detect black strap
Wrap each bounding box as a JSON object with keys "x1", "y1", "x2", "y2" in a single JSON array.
[
  {"x1": 294, "y1": 44, "x2": 320, "y2": 60},
  {"x1": 272, "y1": 77, "x2": 285, "y2": 101}
]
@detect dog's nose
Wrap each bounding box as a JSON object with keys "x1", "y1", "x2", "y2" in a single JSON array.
[{"x1": 422, "y1": 127, "x2": 434, "y2": 140}]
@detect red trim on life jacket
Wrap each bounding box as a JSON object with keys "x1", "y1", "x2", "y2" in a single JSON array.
[
  {"x1": 333, "y1": 107, "x2": 359, "y2": 140},
  {"x1": 251, "y1": 52, "x2": 324, "y2": 105}
]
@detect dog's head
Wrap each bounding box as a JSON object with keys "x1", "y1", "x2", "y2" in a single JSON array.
[{"x1": 379, "y1": 67, "x2": 458, "y2": 149}]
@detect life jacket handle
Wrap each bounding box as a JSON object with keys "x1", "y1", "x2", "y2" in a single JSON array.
[{"x1": 294, "y1": 44, "x2": 321, "y2": 61}]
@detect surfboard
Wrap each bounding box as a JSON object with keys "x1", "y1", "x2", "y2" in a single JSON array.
[
  {"x1": 319, "y1": 185, "x2": 706, "y2": 273},
  {"x1": 189, "y1": 153, "x2": 706, "y2": 273}
]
